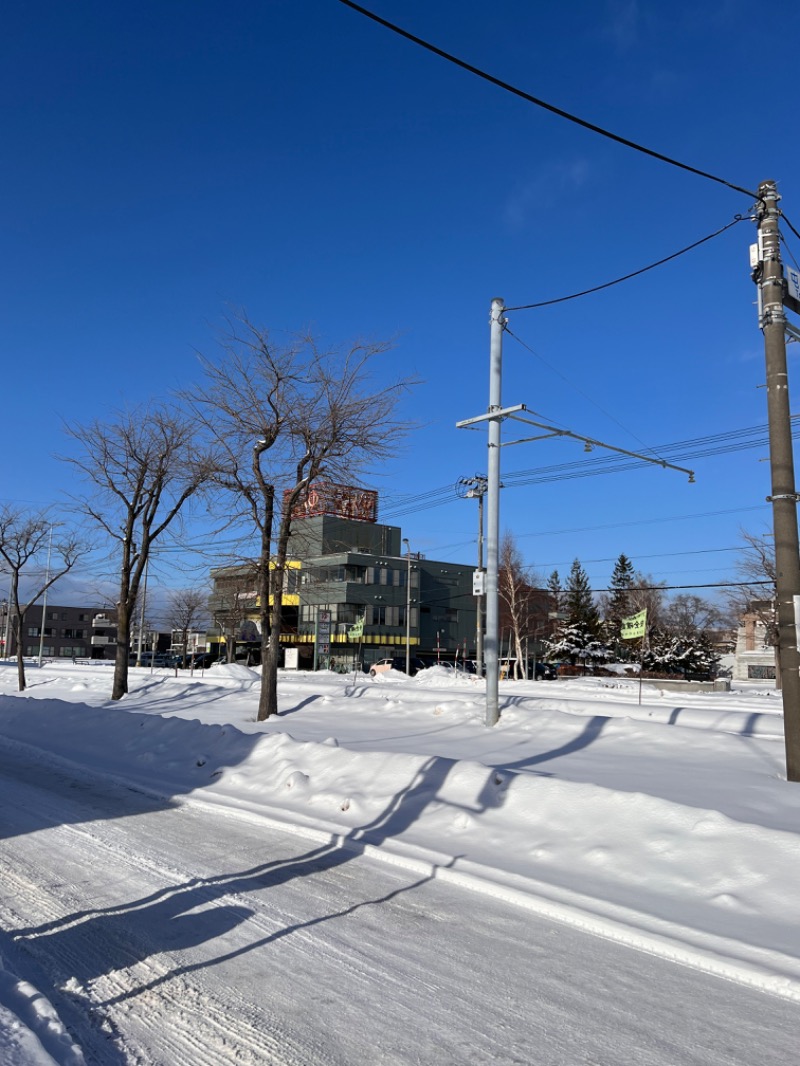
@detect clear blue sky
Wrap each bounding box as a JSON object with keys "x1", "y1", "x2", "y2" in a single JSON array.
[{"x1": 3, "y1": 0, "x2": 800, "y2": 602}]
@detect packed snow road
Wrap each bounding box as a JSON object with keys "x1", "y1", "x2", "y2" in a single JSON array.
[{"x1": 0, "y1": 741, "x2": 797, "y2": 1066}]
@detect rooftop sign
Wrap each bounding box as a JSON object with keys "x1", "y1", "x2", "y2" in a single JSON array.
[{"x1": 286, "y1": 482, "x2": 378, "y2": 523}]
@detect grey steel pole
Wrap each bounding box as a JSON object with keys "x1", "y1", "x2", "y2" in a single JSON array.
[
  {"x1": 37, "y1": 527, "x2": 53, "y2": 666},
  {"x1": 485, "y1": 297, "x2": 506, "y2": 726},
  {"x1": 477, "y1": 488, "x2": 485, "y2": 677},
  {"x1": 403, "y1": 537, "x2": 411, "y2": 674},
  {"x1": 756, "y1": 180, "x2": 800, "y2": 781}
]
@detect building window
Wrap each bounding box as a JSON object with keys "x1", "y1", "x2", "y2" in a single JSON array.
[
  {"x1": 62, "y1": 628, "x2": 86, "y2": 639},
  {"x1": 366, "y1": 605, "x2": 401, "y2": 627},
  {"x1": 748, "y1": 664, "x2": 776, "y2": 680},
  {"x1": 27, "y1": 626, "x2": 40, "y2": 637}
]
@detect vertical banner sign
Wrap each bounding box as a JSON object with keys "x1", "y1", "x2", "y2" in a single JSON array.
[
  {"x1": 315, "y1": 609, "x2": 332, "y2": 670},
  {"x1": 621, "y1": 609, "x2": 647, "y2": 640},
  {"x1": 347, "y1": 614, "x2": 365, "y2": 679},
  {"x1": 620, "y1": 608, "x2": 648, "y2": 707}
]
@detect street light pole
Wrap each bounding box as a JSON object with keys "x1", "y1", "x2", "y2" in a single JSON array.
[
  {"x1": 1, "y1": 597, "x2": 9, "y2": 659},
  {"x1": 461, "y1": 476, "x2": 487, "y2": 677},
  {"x1": 403, "y1": 537, "x2": 411, "y2": 674}
]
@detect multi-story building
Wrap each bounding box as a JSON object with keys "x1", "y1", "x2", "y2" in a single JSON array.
[
  {"x1": 0, "y1": 603, "x2": 118, "y2": 661},
  {"x1": 209, "y1": 482, "x2": 478, "y2": 670},
  {"x1": 733, "y1": 600, "x2": 777, "y2": 681}
]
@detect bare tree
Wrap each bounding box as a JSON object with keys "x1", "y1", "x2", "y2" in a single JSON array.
[
  {"x1": 727, "y1": 530, "x2": 776, "y2": 610},
  {"x1": 498, "y1": 532, "x2": 538, "y2": 679},
  {"x1": 725, "y1": 529, "x2": 779, "y2": 683},
  {"x1": 166, "y1": 587, "x2": 210, "y2": 666},
  {"x1": 189, "y1": 317, "x2": 414, "y2": 719},
  {"x1": 628, "y1": 572, "x2": 667, "y2": 630},
  {"x1": 62, "y1": 403, "x2": 210, "y2": 700},
  {"x1": 662, "y1": 593, "x2": 724, "y2": 635},
  {"x1": 0, "y1": 507, "x2": 87, "y2": 691}
]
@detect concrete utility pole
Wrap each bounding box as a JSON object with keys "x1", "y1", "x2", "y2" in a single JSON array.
[{"x1": 754, "y1": 180, "x2": 800, "y2": 782}]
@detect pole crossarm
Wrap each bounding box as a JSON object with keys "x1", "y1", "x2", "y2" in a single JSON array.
[
  {"x1": 456, "y1": 404, "x2": 526, "y2": 428},
  {"x1": 458, "y1": 405, "x2": 696, "y2": 481}
]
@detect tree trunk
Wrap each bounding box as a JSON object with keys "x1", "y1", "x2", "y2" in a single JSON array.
[
  {"x1": 258, "y1": 626, "x2": 281, "y2": 720},
  {"x1": 112, "y1": 603, "x2": 131, "y2": 700},
  {"x1": 112, "y1": 563, "x2": 135, "y2": 700},
  {"x1": 513, "y1": 629, "x2": 525, "y2": 679},
  {"x1": 14, "y1": 612, "x2": 26, "y2": 692},
  {"x1": 257, "y1": 551, "x2": 277, "y2": 719}
]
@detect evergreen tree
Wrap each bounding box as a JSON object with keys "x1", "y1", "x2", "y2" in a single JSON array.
[
  {"x1": 603, "y1": 553, "x2": 636, "y2": 661},
  {"x1": 546, "y1": 621, "x2": 606, "y2": 669},
  {"x1": 642, "y1": 629, "x2": 718, "y2": 678},
  {"x1": 608, "y1": 554, "x2": 635, "y2": 625},
  {"x1": 566, "y1": 558, "x2": 600, "y2": 633},
  {"x1": 547, "y1": 570, "x2": 564, "y2": 616},
  {"x1": 546, "y1": 560, "x2": 605, "y2": 671}
]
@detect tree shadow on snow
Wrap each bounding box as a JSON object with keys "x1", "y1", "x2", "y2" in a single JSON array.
[{"x1": 11, "y1": 756, "x2": 473, "y2": 1010}]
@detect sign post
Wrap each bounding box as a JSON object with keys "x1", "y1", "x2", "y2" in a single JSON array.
[
  {"x1": 621, "y1": 609, "x2": 648, "y2": 705},
  {"x1": 314, "y1": 609, "x2": 332, "y2": 671}
]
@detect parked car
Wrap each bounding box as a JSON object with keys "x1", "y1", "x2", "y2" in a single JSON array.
[
  {"x1": 534, "y1": 661, "x2": 557, "y2": 680},
  {"x1": 188, "y1": 652, "x2": 215, "y2": 669},
  {"x1": 369, "y1": 656, "x2": 427, "y2": 677}
]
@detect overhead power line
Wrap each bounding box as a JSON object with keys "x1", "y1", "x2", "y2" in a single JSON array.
[
  {"x1": 505, "y1": 216, "x2": 747, "y2": 312},
  {"x1": 378, "y1": 418, "x2": 800, "y2": 521},
  {"x1": 336, "y1": 0, "x2": 758, "y2": 200}
]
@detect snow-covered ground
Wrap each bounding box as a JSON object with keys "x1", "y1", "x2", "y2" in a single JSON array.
[{"x1": 0, "y1": 659, "x2": 798, "y2": 1063}]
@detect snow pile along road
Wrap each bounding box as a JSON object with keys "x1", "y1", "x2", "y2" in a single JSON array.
[{"x1": 1, "y1": 663, "x2": 799, "y2": 1003}]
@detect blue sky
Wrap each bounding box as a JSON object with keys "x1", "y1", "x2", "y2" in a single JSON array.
[{"x1": 3, "y1": 0, "x2": 800, "y2": 603}]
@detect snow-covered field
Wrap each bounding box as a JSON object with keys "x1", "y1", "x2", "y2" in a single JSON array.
[{"x1": 0, "y1": 659, "x2": 798, "y2": 1063}]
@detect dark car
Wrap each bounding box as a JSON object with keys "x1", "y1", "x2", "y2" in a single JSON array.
[
  {"x1": 189, "y1": 652, "x2": 215, "y2": 669},
  {"x1": 534, "y1": 661, "x2": 557, "y2": 680}
]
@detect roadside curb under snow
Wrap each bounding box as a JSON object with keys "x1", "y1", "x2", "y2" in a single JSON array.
[{"x1": 175, "y1": 788, "x2": 800, "y2": 1005}]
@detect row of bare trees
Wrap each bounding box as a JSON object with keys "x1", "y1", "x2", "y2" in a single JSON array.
[{"x1": 1, "y1": 317, "x2": 412, "y2": 715}]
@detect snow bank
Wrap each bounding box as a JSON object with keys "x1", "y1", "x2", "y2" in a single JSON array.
[{"x1": 0, "y1": 951, "x2": 84, "y2": 1066}]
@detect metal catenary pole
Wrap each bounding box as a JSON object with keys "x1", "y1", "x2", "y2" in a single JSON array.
[
  {"x1": 484, "y1": 298, "x2": 506, "y2": 726},
  {"x1": 403, "y1": 537, "x2": 411, "y2": 674},
  {"x1": 754, "y1": 179, "x2": 800, "y2": 782},
  {"x1": 458, "y1": 299, "x2": 693, "y2": 729}
]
